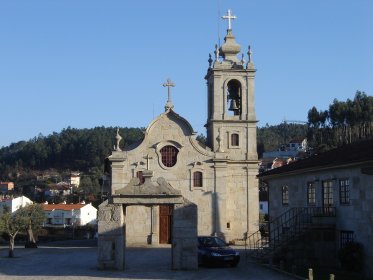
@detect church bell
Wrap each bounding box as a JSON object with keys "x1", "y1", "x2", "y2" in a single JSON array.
[{"x1": 228, "y1": 99, "x2": 239, "y2": 111}]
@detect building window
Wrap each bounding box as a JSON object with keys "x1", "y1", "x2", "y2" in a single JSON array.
[
  {"x1": 339, "y1": 178, "x2": 350, "y2": 205},
  {"x1": 189, "y1": 161, "x2": 205, "y2": 191},
  {"x1": 307, "y1": 182, "x2": 316, "y2": 206},
  {"x1": 282, "y1": 185, "x2": 289, "y2": 205},
  {"x1": 193, "y1": 171, "x2": 203, "y2": 187},
  {"x1": 322, "y1": 180, "x2": 333, "y2": 207},
  {"x1": 340, "y1": 231, "x2": 354, "y2": 248},
  {"x1": 231, "y1": 133, "x2": 239, "y2": 146},
  {"x1": 160, "y1": 145, "x2": 178, "y2": 167},
  {"x1": 136, "y1": 171, "x2": 145, "y2": 184}
]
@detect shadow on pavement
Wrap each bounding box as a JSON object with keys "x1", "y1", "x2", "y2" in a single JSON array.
[{"x1": 0, "y1": 240, "x2": 295, "y2": 280}]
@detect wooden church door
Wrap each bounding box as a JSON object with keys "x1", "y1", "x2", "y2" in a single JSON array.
[{"x1": 159, "y1": 205, "x2": 173, "y2": 244}]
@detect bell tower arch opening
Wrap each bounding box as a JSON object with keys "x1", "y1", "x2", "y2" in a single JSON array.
[{"x1": 227, "y1": 79, "x2": 242, "y2": 116}]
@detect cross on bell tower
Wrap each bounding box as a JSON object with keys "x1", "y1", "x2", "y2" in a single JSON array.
[
  {"x1": 163, "y1": 78, "x2": 175, "y2": 111},
  {"x1": 222, "y1": 9, "x2": 236, "y2": 30}
]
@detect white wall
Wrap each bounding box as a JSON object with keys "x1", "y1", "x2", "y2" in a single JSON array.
[{"x1": 0, "y1": 196, "x2": 33, "y2": 213}]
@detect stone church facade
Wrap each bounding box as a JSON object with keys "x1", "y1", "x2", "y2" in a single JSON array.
[{"x1": 104, "y1": 11, "x2": 259, "y2": 245}]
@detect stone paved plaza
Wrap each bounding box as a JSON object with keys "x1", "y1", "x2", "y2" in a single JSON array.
[{"x1": 0, "y1": 240, "x2": 296, "y2": 280}]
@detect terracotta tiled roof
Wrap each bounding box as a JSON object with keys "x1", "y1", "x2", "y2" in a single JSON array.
[
  {"x1": 42, "y1": 203, "x2": 86, "y2": 211},
  {"x1": 258, "y1": 139, "x2": 373, "y2": 178}
]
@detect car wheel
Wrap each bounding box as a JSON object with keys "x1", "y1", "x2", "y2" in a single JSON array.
[{"x1": 231, "y1": 261, "x2": 238, "y2": 267}]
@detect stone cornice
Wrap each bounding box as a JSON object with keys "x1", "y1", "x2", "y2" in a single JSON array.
[
  {"x1": 108, "y1": 151, "x2": 126, "y2": 162},
  {"x1": 205, "y1": 67, "x2": 256, "y2": 79},
  {"x1": 111, "y1": 195, "x2": 184, "y2": 205},
  {"x1": 189, "y1": 136, "x2": 214, "y2": 157},
  {"x1": 206, "y1": 119, "x2": 258, "y2": 125}
]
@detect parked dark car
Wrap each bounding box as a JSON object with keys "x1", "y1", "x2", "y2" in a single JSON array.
[{"x1": 198, "y1": 236, "x2": 240, "y2": 267}]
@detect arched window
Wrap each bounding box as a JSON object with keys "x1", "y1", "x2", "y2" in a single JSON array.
[
  {"x1": 160, "y1": 145, "x2": 178, "y2": 167},
  {"x1": 227, "y1": 79, "x2": 241, "y2": 116},
  {"x1": 282, "y1": 185, "x2": 289, "y2": 205},
  {"x1": 136, "y1": 171, "x2": 145, "y2": 185},
  {"x1": 231, "y1": 133, "x2": 239, "y2": 146},
  {"x1": 193, "y1": 171, "x2": 203, "y2": 187}
]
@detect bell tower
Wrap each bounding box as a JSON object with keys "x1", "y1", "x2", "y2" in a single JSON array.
[{"x1": 205, "y1": 10, "x2": 257, "y2": 161}]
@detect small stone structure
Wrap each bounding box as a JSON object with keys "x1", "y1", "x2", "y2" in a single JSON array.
[{"x1": 97, "y1": 170, "x2": 198, "y2": 270}]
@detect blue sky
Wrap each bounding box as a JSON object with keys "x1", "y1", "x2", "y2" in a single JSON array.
[{"x1": 1, "y1": 1, "x2": 372, "y2": 148}]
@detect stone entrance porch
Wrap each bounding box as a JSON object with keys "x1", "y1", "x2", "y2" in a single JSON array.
[{"x1": 97, "y1": 171, "x2": 198, "y2": 270}]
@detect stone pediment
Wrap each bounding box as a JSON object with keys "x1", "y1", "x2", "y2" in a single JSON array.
[
  {"x1": 146, "y1": 109, "x2": 196, "y2": 137},
  {"x1": 112, "y1": 171, "x2": 183, "y2": 205},
  {"x1": 114, "y1": 171, "x2": 181, "y2": 196}
]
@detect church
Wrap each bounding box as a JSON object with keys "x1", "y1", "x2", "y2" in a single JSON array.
[{"x1": 101, "y1": 10, "x2": 259, "y2": 247}]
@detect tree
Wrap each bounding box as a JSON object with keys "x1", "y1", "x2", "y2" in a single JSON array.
[
  {"x1": 307, "y1": 91, "x2": 373, "y2": 152},
  {"x1": 0, "y1": 126, "x2": 145, "y2": 180},
  {"x1": 196, "y1": 133, "x2": 207, "y2": 145},
  {"x1": 78, "y1": 174, "x2": 100, "y2": 204},
  {"x1": 24, "y1": 204, "x2": 46, "y2": 248},
  {"x1": 0, "y1": 204, "x2": 46, "y2": 257}
]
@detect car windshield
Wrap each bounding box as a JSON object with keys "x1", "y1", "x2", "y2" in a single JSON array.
[{"x1": 200, "y1": 237, "x2": 227, "y2": 247}]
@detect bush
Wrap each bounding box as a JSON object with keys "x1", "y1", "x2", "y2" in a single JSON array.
[{"x1": 338, "y1": 242, "x2": 364, "y2": 272}]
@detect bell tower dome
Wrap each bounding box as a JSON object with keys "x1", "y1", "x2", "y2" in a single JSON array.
[{"x1": 205, "y1": 9, "x2": 257, "y2": 161}]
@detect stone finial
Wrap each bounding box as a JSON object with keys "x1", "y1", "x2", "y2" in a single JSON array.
[
  {"x1": 115, "y1": 128, "x2": 122, "y2": 151},
  {"x1": 241, "y1": 53, "x2": 245, "y2": 65},
  {"x1": 308, "y1": 268, "x2": 314, "y2": 280},
  {"x1": 220, "y1": 34, "x2": 241, "y2": 62},
  {"x1": 214, "y1": 44, "x2": 219, "y2": 61},
  {"x1": 208, "y1": 53, "x2": 213, "y2": 68},
  {"x1": 216, "y1": 127, "x2": 224, "y2": 152},
  {"x1": 246, "y1": 45, "x2": 253, "y2": 68}
]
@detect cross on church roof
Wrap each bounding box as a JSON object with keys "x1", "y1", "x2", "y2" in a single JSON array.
[
  {"x1": 222, "y1": 9, "x2": 236, "y2": 30},
  {"x1": 163, "y1": 78, "x2": 175, "y2": 111},
  {"x1": 144, "y1": 154, "x2": 153, "y2": 170}
]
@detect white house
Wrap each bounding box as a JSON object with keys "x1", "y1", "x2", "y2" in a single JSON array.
[
  {"x1": 0, "y1": 195, "x2": 33, "y2": 213},
  {"x1": 42, "y1": 202, "x2": 97, "y2": 227},
  {"x1": 262, "y1": 138, "x2": 308, "y2": 160},
  {"x1": 44, "y1": 182, "x2": 72, "y2": 198},
  {"x1": 0, "y1": 181, "x2": 14, "y2": 193},
  {"x1": 69, "y1": 172, "x2": 80, "y2": 187}
]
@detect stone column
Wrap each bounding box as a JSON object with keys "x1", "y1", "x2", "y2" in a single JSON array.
[
  {"x1": 213, "y1": 154, "x2": 228, "y2": 240},
  {"x1": 150, "y1": 205, "x2": 159, "y2": 245},
  {"x1": 246, "y1": 164, "x2": 259, "y2": 236},
  {"x1": 110, "y1": 151, "x2": 126, "y2": 194},
  {"x1": 97, "y1": 201, "x2": 125, "y2": 270},
  {"x1": 172, "y1": 199, "x2": 198, "y2": 270}
]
